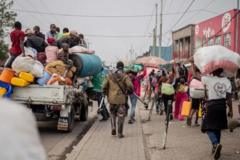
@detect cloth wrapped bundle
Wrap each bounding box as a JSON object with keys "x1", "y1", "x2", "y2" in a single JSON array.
[
  {"x1": 194, "y1": 45, "x2": 240, "y2": 74},
  {"x1": 45, "y1": 46, "x2": 58, "y2": 63},
  {"x1": 45, "y1": 60, "x2": 76, "y2": 78},
  {"x1": 189, "y1": 79, "x2": 205, "y2": 99},
  {"x1": 69, "y1": 46, "x2": 95, "y2": 54},
  {"x1": 12, "y1": 56, "x2": 44, "y2": 78}
]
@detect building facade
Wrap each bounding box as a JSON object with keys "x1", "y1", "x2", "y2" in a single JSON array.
[
  {"x1": 149, "y1": 46, "x2": 172, "y2": 61},
  {"x1": 195, "y1": 9, "x2": 240, "y2": 54},
  {"x1": 172, "y1": 24, "x2": 195, "y2": 61}
]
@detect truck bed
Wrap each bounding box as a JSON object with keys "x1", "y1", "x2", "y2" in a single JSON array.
[{"x1": 11, "y1": 85, "x2": 74, "y2": 105}]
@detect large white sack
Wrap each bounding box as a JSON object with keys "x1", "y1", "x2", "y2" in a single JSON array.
[
  {"x1": 0, "y1": 99, "x2": 46, "y2": 160},
  {"x1": 194, "y1": 45, "x2": 240, "y2": 74},
  {"x1": 25, "y1": 47, "x2": 37, "y2": 59},
  {"x1": 69, "y1": 45, "x2": 95, "y2": 54},
  {"x1": 12, "y1": 56, "x2": 34, "y2": 73},
  {"x1": 31, "y1": 61, "x2": 44, "y2": 78},
  {"x1": 12, "y1": 56, "x2": 44, "y2": 78}
]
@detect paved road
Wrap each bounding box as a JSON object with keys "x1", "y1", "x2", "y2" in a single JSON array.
[{"x1": 39, "y1": 105, "x2": 98, "y2": 160}]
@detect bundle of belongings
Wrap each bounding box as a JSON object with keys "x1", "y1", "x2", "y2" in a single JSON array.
[
  {"x1": 0, "y1": 29, "x2": 96, "y2": 97},
  {"x1": 194, "y1": 45, "x2": 240, "y2": 75}
]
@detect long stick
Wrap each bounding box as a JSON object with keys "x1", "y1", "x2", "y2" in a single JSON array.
[
  {"x1": 162, "y1": 99, "x2": 172, "y2": 149},
  {"x1": 133, "y1": 92, "x2": 148, "y2": 108},
  {"x1": 97, "y1": 96, "x2": 105, "y2": 114},
  {"x1": 148, "y1": 93, "x2": 156, "y2": 121}
]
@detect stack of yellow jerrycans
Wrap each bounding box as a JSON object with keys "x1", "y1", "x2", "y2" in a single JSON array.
[
  {"x1": 11, "y1": 72, "x2": 34, "y2": 87},
  {"x1": 0, "y1": 68, "x2": 15, "y2": 97},
  {"x1": 0, "y1": 88, "x2": 7, "y2": 96},
  {"x1": 0, "y1": 68, "x2": 35, "y2": 97}
]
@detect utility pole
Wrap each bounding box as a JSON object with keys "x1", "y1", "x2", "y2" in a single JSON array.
[
  {"x1": 159, "y1": 0, "x2": 163, "y2": 58},
  {"x1": 130, "y1": 45, "x2": 134, "y2": 61},
  {"x1": 236, "y1": 0, "x2": 239, "y2": 53},
  {"x1": 153, "y1": 28, "x2": 156, "y2": 57},
  {"x1": 153, "y1": 3, "x2": 158, "y2": 57}
]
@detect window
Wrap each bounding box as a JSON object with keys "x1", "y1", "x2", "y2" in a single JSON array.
[
  {"x1": 215, "y1": 36, "x2": 221, "y2": 45},
  {"x1": 202, "y1": 37, "x2": 207, "y2": 46},
  {"x1": 208, "y1": 38, "x2": 214, "y2": 46},
  {"x1": 195, "y1": 37, "x2": 202, "y2": 49},
  {"x1": 224, "y1": 33, "x2": 231, "y2": 47}
]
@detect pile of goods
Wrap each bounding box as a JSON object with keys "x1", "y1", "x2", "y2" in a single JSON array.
[
  {"x1": 194, "y1": 45, "x2": 240, "y2": 74},
  {"x1": 0, "y1": 44, "x2": 102, "y2": 98},
  {"x1": 124, "y1": 64, "x2": 144, "y2": 73},
  {"x1": 135, "y1": 56, "x2": 167, "y2": 68}
]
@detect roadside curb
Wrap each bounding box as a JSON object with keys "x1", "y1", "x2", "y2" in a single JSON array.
[
  {"x1": 48, "y1": 116, "x2": 97, "y2": 160},
  {"x1": 65, "y1": 117, "x2": 100, "y2": 160}
]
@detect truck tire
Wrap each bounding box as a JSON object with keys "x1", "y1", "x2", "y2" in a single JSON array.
[
  {"x1": 74, "y1": 103, "x2": 81, "y2": 121},
  {"x1": 80, "y1": 103, "x2": 88, "y2": 121},
  {"x1": 67, "y1": 106, "x2": 75, "y2": 132}
]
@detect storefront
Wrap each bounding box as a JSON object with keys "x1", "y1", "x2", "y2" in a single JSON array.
[
  {"x1": 172, "y1": 24, "x2": 195, "y2": 61},
  {"x1": 195, "y1": 9, "x2": 240, "y2": 53}
]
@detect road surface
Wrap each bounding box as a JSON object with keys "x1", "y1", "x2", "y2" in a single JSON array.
[{"x1": 39, "y1": 105, "x2": 98, "y2": 160}]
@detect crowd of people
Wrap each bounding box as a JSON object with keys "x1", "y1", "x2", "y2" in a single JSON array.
[
  {"x1": 6, "y1": 21, "x2": 88, "y2": 69},
  {"x1": 4, "y1": 20, "x2": 240, "y2": 160},
  {"x1": 99, "y1": 58, "x2": 240, "y2": 160}
]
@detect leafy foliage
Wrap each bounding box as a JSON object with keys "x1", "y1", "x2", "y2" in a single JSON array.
[{"x1": 0, "y1": 0, "x2": 17, "y2": 60}]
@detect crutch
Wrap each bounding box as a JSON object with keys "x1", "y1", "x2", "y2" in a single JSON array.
[
  {"x1": 97, "y1": 95, "x2": 105, "y2": 114},
  {"x1": 147, "y1": 93, "x2": 157, "y2": 121},
  {"x1": 162, "y1": 99, "x2": 172, "y2": 149},
  {"x1": 133, "y1": 93, "x2": 149, "y2": 109}
]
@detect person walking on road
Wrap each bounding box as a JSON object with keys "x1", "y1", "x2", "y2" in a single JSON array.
[
  {"x1": 187, "y1": 65, "x2": 203, "y2": 126},
  {"x1": 91, "y1": 67, "x2": 110, "y2": 121},
  {"x1": 103, "y1": 61, "x2": 133, "y2": 138},
  {"x1": 235, "y1": 69, "x2": 240, "y2": 118},
  {"x1": 158, "y1": 69, "x2": 175, "y2": 120},
  {"x1": 174, "y1": 77, "x2": 188, "y2": 121},
  {"x1": 127, "y1": 67, "x2": 146, "y2": 124},
  {"x1": 201, "y1": 68, "x2": 233, "y2": 160}
]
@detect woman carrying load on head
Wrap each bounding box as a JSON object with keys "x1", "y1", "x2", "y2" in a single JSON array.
[
  {"x1": 201, "y1": 68, "x2": 233, "y2": 160},
  {"x1": 187, "y1": 61, "x2": 204, "y2": 127}
]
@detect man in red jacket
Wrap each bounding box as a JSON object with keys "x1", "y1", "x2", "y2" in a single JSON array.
[{"x1": 5, "y1": 21, "x2": 25, "y2": 68}]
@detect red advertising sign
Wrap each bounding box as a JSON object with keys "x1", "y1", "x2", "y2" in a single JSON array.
[{"x1": 195, "y1": 9, "x2": 238, "y2": 52}]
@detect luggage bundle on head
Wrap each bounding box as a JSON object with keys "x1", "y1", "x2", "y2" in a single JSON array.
[
  {"x1": 194, "y1": 45, "x2": 240, "y2": 74},
  {"x1": 124, "y1": 64, "x2": 143, "y2": 73}
]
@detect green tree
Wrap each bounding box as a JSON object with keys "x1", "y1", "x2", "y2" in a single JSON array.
[{"x1": 0, "y1": 0, "x2": 17, "y2": 62}]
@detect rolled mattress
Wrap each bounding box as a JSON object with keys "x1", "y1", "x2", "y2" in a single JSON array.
[{"x1": 69, "y1": 53, "x2": 102, "y2": 77}]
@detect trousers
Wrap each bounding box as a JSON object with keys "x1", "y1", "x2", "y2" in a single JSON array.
[
  {"x1": 207, "y1": 130, "x2": 221, "y2": 145},
  {"x1": 110, "y1": 104, "x2": 126, "y2": 135},
  {"x1": 129, "y1": 94, "x2": 138, "y2": 120},
  {"x1": 5, "y1": 55, "x2": 18, "y2": 68},
  {"x1": 96, "y1": 92, "x2": 109, "y2": 119}
]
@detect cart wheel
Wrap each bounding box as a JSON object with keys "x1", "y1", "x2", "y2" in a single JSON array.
[
  {"x1": 74, "y1": 103, "x2": 81, "y2": 121},
  {"x1": 80, "y1": 103, "x2": 88, "y2": 121},
  {"x1": 67, "y1": 106, "x2": 75, "y2": 132}
]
